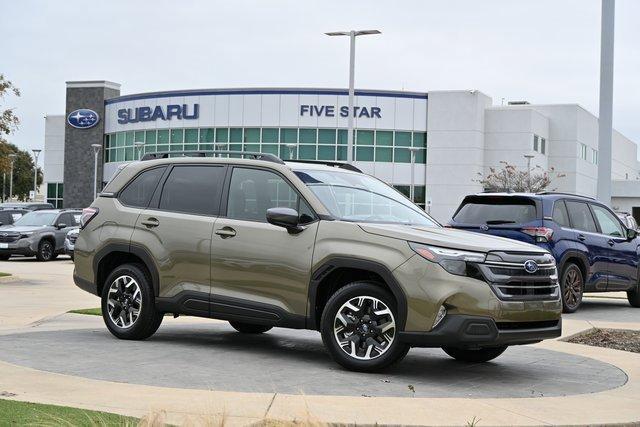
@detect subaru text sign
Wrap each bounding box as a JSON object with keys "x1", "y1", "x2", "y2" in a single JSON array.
[
  {"x1": 67, "y1": 109, "x2": 100, "y2": 129},
  {"x1": 300, "y1": 105, "x2": 381, "y2": 118},
  {"x1": 117, "y1": 104, "x2": 199, "y2": 124}
]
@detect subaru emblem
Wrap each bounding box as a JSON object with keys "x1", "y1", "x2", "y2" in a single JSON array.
[
  {"x1": 480, "y1": 224, "x2": 489, "y2": 231},
  {"x1": 524, "y1": 260, "x2": 539, "y2": 274},
  {"x1": 67, "y1": 109, "x2": 100, "y2": 129}
]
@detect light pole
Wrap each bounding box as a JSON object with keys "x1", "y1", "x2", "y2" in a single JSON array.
[
  {"x1": 8, "y1": 154, "x2": 16, "y2": 201},
  {"x1": 32, "y1": 149, "x2": 41, "y2": 201},
  {"x1": 285, "y1": 143, "x2": 298, "y2": 160},
  {"x1": 325, "y1": 29, "x2": 381, "y2": 164},
  {"x1": 524, "y1": 153, "x2": 535, "y2": 192},
  {"x1": 91, "y1": 144, "x2": 102, "y2": 200},
  {"x1": 134, "y1": 141, "x2": 145, "y2": 161},
  {"x1": 408, "y1": 147, "x2": 421, "y2": 203}
]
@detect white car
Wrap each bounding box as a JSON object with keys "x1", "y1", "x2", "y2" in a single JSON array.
[{"x1": 64, "y1": 228, "x2": 79, "y2": 260}]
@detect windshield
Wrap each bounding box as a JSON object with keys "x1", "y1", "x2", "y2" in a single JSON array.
[
  {"x1": 13, "y1": 211, "x2": 57, "y2": 227},
  {"x1": 293, "y1": 169, "x2": 438, "y2": 226}
]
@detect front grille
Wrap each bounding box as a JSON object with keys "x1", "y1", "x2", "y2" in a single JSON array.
[
  {"x1": 0, "y1": 233, "x2": 20, "y2": 243},
  {"x1": 478, "y1": 251, "x2": 559, "y2": 301},
  {"x1": 496, "y1": 320, "x2": 559, "y2": 330}
]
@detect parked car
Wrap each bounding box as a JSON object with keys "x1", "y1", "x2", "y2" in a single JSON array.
[
  {"x1": 449, "y1": 192, "x2": 640, "y2": 312},
  {"x1": 65, "y1": 228, "x2": 79, "y2": 260},
  {"x1": 0, "y1": 209, "x2": 82, "y2": 261},
  {"x1": 616, "y1": 212, "x2": 638, "y2": 230},
  {"x1": 0, "y1": 202, "x2": 54, "y2": 211},
  {"x1": 73, "y1": 152, "x2": 561, "y2": 372},
  {"x1": 0, "y1": 209, "x2": 28, "y2": 227}
]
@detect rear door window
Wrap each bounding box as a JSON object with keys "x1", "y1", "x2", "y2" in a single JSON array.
[
  {"x1": 552, "y1": 200, "x2": 571, "y2": 227},
  {"x1": 159, "y1": 165, "x2": 226, "y2": 216},
  {"x1": 565, "y1": 201, "x2": 598, "y2": 233},
  {"x1": 453, "y1": 197, "x2": 537, "y2": 224}
]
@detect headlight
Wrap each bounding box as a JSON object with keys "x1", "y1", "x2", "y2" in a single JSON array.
[
  {"x1": 409, "y1": 242, "x2": 486, "y2": 277},
  {"x1": 19, "y1": 232, "x2": 34, "y2": 239}
]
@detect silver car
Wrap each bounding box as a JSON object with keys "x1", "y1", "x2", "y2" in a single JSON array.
[{"x1": 64, "y1": 228, "x2": 79, "y2": 260}]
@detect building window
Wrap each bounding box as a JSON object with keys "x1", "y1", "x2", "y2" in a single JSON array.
[
  {"x1": 578, "y1": 143, "x2": 588, "y2": 160},
  {"x1": 533, "y1": 135, "x2": 546, "y2": 155},
  {"x1": 46, "y1": 182, "x2": 64, "y2": 208},
  {"x1": 591, "y1": 148, "x2": 598, "y2": 165},
  {"x1": 393, "y1": 185, "x2": 426, "y2": 210}
]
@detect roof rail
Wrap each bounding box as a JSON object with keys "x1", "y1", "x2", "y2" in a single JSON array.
[
  {"x1": 286, "y1": 159, "x2": 362, "y2": 173},
  {"x1": 140, "y1": 150, "x2": 285, "y2": 165},
  {"x1": 536, "y1": 191, "x2": 596, "y2": 200}
]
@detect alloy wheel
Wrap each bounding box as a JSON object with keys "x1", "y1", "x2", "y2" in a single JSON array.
[
  {"x1": 107, "y1": 275, "x2": 142, "y2": 329},
  {"x1": 563, "y1": 267, "x2": 583, "y2": 310},
  {"x1": 333, "y1": 295, "x2": 396, "y2": 360},
  {"x1": 40, "y1": 242, "x2": 53, "y2": 260}
]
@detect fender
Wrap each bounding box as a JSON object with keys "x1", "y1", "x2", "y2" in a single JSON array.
[
  {"x1": 93, "y1": 242, "x2": 160, "y2": 296},
  {"x1": 306, "y1": 256, "x2": 408, "y2": 331},
  {"x1": 557, "y1": 249, "x2": 590, "y2": 279}
]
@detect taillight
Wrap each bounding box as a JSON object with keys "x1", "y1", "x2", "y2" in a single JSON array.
[
  {"x1": 521, "y1": 226, "x2": 553, "y2": 243},
  {"x1": 80, "y1": 207, "x2": 99, "y2": 229}
]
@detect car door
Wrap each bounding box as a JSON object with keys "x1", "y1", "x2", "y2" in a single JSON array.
[
  {"x1": 209, "y1": 166, "x2": 319, "y2": 324},
  {"x1": 590, "y1": 203, "x2": 639, "y2": 291},
  {"x1": 131, "y1": 164, "x2": 227, "y2": 315},
  {"x1": 565, "y1": 200, "x2": 608, "y2": 290}
]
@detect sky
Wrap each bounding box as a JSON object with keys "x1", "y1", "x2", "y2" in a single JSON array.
[{"x1": 2, "y1": 0, "x2": 639, "y2": 158}]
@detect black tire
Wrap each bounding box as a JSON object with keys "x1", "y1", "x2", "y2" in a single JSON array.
[
  {"x1": 35, "y1": 240, "x2": 55, "y2": 262},
  {"x1": 560, "y1": 262, "x2": 584, "y2": 313},
  {"x1": 229, "y1": 321, "x2": 272, "y2": 334},
  {"x1": 320, "y1": 281, "x2": 409, "y2": 372},
  {"x1": 0, "y1": 255, "x2": 10, "y2": 261},
  {"x1": 628, "y1": 288, "x2": 640, "y2": 308},
  {"x1": 101, "y1": 263, "x2": 163, "y2": 340},
  {"x1": 442, "y1": 346, "x2": 508, "y2": 363}
]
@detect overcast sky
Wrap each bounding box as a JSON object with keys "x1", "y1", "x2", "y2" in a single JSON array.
[{"x1": 2, "y1": 0, "x2": 639, "y2": 157}]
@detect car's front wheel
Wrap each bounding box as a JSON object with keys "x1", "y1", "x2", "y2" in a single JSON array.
[
  {"x1": 36, "y1": 240, "x2": 55, "y2": 262},
  {"x1": 628, "y1": 287, "x2": 640, "y2": 308},
  {"x1": 561, "y1": 263, "x2": 584, "y2": 313},
  {"x1": 321, "y1": 282, "x2": 409, "y2": 372},
  {"x1": 229, "y1": 321, "x2": 272, "y2": 334},
  {"x1": 442, "y1": 346, "x2": 508, "y2": 363},
  {"x1": 101, "y1": 263, "x2": 163, "y2": 340}
]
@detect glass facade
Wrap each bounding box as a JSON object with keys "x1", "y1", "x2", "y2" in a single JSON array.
[
  {"x1": 46, "y1": 182, "x2": 64, "y2": 208},
  {"x1": 104, "y1": 127, "x2": 427, "y2": 165}
]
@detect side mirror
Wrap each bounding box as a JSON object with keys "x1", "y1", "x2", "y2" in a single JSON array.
[
  {"x1": 266, "y1": 207, "x2": 304, "y2": 234},
  {"x1": 627, "y1": 228, "x2": 637, "y2": 240},
  {"x1": 56, "y1": 223, "x2": 67, "y2": 230}
]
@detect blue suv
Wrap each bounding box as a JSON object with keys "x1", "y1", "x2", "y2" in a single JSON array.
[{"x1": 448, "y1": 192, "x2": 640, "y2": 313}]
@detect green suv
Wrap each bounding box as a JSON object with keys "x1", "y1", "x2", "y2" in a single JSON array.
[{"x1": 74, "y1": 152, "x2": 562, "y2": 371}]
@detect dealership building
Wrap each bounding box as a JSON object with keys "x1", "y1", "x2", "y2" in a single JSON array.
[{"x1": 43, "y1": 80, "x2": 640, "y2": 223}]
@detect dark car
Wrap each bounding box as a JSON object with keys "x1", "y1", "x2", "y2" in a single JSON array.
[
  {"x1": 449, "y1": 192, "x2": 640, "y2": 312},
  {"x1": 0, "y1": 209, "x2": 28, "y2": 227},
  {"x1": 0, "y1": 202, "x2": 54, "y2": 211}
]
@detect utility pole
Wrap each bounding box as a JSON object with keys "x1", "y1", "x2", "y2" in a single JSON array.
[
  {"x1": 8, "y1": 154, "x2": 16, "y2": 201},
  {"x1": 32, "y1": 149, "x2": 41, "y2": 201}
]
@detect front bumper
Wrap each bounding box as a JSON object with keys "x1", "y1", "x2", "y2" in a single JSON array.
[
  {"x1": 64, "y1": 239, "x2": 75, "y2": 255},
  {"x1": 0, "y1": 239, "x2": 37, "y2": 257},
  {"x1": 399, "y1": 314, "x2": 562, "y2": 348}
]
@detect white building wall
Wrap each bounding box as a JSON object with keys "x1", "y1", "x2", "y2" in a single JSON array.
[{"x1": 43, "y1": 115, "x2": 65, "y2": 192}]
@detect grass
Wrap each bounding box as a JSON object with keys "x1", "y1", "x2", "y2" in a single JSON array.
[
  {"x1": 0, "y1": 272, "x2": 11, "y2": 278},
  {"x1": 68, "y1": 307, "x2": 102, "y2": 316},
  {"x1": 0, "y1": 399, "x2": 139, "y2": 426}
]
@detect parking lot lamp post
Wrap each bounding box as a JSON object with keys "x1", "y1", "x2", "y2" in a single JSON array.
[
  {"x1": 134, "y1": 142, "x2": 145, "y2": 161},
  {"x1": 91, "y1": 144, "x2": 102, "y2": 200},
  {"x1": 285, "y1": 143, "x2": 298, "y2": 160},
  {"x1": 8, "y1": 154, "x2": 16, "y2": 201},
  {"x1": 325, "y1": 29, "x2": 381, "y2": 164},
  {"x1": 32, "y1": 149, "x2": 41, "y2": 201},
  {"x1": 408, "y1": 147, "x2": 420, "y2": 202},
  {"x1": 524, "y1": 153, "x2": 535, "y2": 192}
]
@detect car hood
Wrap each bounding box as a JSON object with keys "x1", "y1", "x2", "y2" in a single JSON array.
[
  {"x1": 0, "y1": 225, "x2": 48, "y2": 233},
  {"x1": 359, "y1": 223, "x2": 548, "y2": 254}
]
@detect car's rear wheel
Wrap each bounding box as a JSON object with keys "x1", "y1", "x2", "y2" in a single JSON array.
[
  {"x1": 321, "y1": 282, "x2": 409, "y2": 372},
  {"x1": 628, "y1": 287, "x2": 640, "y2": 308},
  {"x1": 442, "y1": 346, "x2": 508, "y2": 363},
  {"x1": 561, "y1": 263, "x2": 584, "y2": 313},
  {"x1": 229, "y1": 321, "x2": 272, "y2": 334},
  {"x1": 0, "y1": 255, "x2": 10, "y2": 261},
  {"x1": 101, "y1": 263, "x2": 163, "y2": 340},
  {"x1": 36, "y1": 240, "x2": 54, "y2": 262}
]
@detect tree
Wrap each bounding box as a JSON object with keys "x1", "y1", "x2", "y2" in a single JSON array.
[
  {"x1": 0, "y1": 74, "x2": 20, "y2": 146},
  {"x1": 476, "y1": 161, "x2": 565, "y2": 193}
]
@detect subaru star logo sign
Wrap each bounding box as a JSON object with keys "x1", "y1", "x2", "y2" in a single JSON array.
[
  {"x1": 523, "y1": 260, "x2": 539, "y2": 274},
  {"x1": 67, "y1": 109, "x2": 100, "y2": 129}
]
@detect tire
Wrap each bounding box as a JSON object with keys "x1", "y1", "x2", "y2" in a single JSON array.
[
  {"x1": 0, "y1": 255, "x2": 10, "y2": 261},
  {"x1": 560, "y1": 262, "x2": 584, "y2": 313},
  {"x1": 320, "y1": 281, "x2": 409, "y2": 372},
  {"x1": 101, "y1": 263, "x2": 163, "y2": 340},
  {"x1": 442, "y1": 346, "x2": 508, "y2": 363},
  {"x1": 229, "y1": 321, "x2": 272, "y2": 334},
  {"x1": 35, "y1": 240, "x2": 55, "y2": 262},
  {"x1": 628, "y1": 288, "x2": 640, "y2": 308}
]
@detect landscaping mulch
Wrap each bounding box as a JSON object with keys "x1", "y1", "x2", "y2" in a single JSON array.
[{"x1": 569, "y1": 328, "x2": 640, "y2": 353}]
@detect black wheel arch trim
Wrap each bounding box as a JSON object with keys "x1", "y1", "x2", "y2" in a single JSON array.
[
  {"x1": 93, "y1": 242, "x2": 161, "y2": 296},
  {"x1": 306, "y1": 256, "x2": 408, "y2": 331},
  {"x1": 558, "y1": 250, "x2": 589, "y2": 281}
]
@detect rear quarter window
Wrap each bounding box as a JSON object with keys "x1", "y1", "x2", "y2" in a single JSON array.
[{"x1": 453, "y1": 197, "x2": 537, "y2": 224}]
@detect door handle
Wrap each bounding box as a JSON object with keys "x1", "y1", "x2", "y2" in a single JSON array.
[
  {"x1": 140, "y1": 218, "x2": 160, "y2": 228},
  {"x1": 215, "y1": 227, "x2": 236, "y2": 238},
  {"x1": 577, "y1": 234, "x2": 586, "y2": 241}
]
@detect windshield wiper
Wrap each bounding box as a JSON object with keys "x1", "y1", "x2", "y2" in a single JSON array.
[{"x1": 485, "y1": 220, "x2": 517, "y2": 225}]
